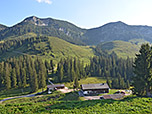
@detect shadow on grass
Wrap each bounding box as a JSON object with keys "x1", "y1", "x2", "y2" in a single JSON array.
[
  {"x1": 47, "y1": 99, "x2": 115, "y2": 110},
  {"x1": 47, "y1": 95, "x2": 140, "y2": 110},
  {"x1": 59, "y1": 91, "x2": 80, "y2": 101},
  {"x1": 0, "y1": 87, "x2": 32, "y2": 98}
]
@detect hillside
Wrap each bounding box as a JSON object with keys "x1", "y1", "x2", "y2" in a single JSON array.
[
  {"x1": 96, "y1": 40, "x2": 140, "y2": 58},
  {"x1": 1, "y1": 16, "x2": 152, "y2": 59},
  {"x1": 0, "y1": 35, "x2": 94, "y2": 63},
  {"x1": 2, "y1": 16, "x2": 152, "y2": 46},
  {"x1": 0, "y1": 24, "x2": 7, "y2": 31},
  {"x1": 0, "y1": 16, "x2": 86, "y2": 45},
  {"x1": 83, "y1": 21, "x2": 152, "y2": 45},
  {"x1": 0, "y1": 93, "x2": 151, "y2": 114}
]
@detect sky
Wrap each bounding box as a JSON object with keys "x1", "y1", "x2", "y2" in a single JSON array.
[{"x1": 1, "y1": 0, "x2": 152, "y2": 29}]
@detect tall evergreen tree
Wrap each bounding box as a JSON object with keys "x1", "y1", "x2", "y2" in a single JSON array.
[
  {"x1": 15, "y1": 62, "x2": 22, "y2": 88},
  {"x1": 4, "y1": 63, "x2": 11, "y2": 89},
  {"x1": 50, "y1": 60, "x2": 54, "y2": 74},
  {"x1": 59, "y1": 65, "x2": 64, "y2": 82},
  {"x1": 38, "y1": 59, "x2": 46, "y2": 91},
  {"x1": 21, "y1": 68, "x2": 27, "y2": 88},
  {"x1": 133, "y1": 43, "x2": 152, "y2": 96},
  {"x1": 32, "y1": 68, "x2": 38, "y2": 92},
  {"x1": 11, "y1": 68, "x2": 17, "y2": 88},
  {"x1": 0, "y1": 63, "x2": 4, "y2": 88}
]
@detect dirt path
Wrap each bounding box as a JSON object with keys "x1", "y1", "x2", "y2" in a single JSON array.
[
  {"x1": 0, "y1": 93, "x2": 36, "y2": 103},
  {"x1": 57, "y1": 88, "x2": 74, "y2": 93},
  {"x1": 84, "y1": 96, "x2": 100, "y2": 100}
]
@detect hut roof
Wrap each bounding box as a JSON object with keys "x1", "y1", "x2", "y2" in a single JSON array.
[
  {"x1": 81, "y1": 83, "x2": 109, "y2": 90},
  {"x1": 47, "y1": 84, "x2": 65, "y2": 89}
]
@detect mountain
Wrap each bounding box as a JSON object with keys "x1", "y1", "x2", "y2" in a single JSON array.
[
  {"x1": 83, "y1": 21, "x2": 152, "y2": 45},
  {"x1": 0, "y1": 24, "x2": 7, "y2": 31},
  {"x1": 1, "y1": 16, "x2": 152, "y2": 59},
  {"x1": 0, "y1": 16, "x2": 86, "y2": 45},
  {"x1": 1, "y1": 16, "x2": 152, "y2": 46}
]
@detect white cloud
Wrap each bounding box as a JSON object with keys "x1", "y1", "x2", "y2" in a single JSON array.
[{"x1": 36, "y1": 0, "x2": 52, "y2": 4}]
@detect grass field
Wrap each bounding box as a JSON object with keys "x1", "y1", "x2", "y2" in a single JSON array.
[
  {"x1": 62, "y1": 77, "x2": 106, "y2": 88},
  {"x1": 98, "y1": 40, "x2": 140, "y2": 58},
  {"x1": 0, "y1": 92, "x2": 151, "y2": 114}
]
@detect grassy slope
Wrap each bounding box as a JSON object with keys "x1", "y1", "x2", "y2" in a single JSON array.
[
  {"x1": 63, "y1": 77, "x2": 106, "y2": 88},
  {"x1": 0, "y1": 36, "x2": 94, "y2": 63},
  {"x1": 44, "y1": 37, "x2": 94, "y2": 63},
  {"x1": 98, "y1": 40, "x2": 140, "y2": 58},
  {"x1": 0, "y1": 93, "x2": 152, "y2": 114}
]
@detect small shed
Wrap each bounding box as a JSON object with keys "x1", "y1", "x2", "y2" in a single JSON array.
[
  {"x1": 80, "y1": 83, "x2": 109, "y2": 95},
  {"x1": 47, "y1": 84, "x2": 65, "y2": 94}
]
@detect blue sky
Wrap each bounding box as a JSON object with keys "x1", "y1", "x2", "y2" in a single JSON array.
[{"x1": 1, "y1": 0, "x2": 152, "y2": 28}]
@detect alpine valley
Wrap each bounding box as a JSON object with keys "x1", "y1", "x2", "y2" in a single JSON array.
[
  {"x1": 1, "y1": 16, "x2": 152, "y2": 114},
  {"x1": 0, "y1": 16, "x2": 152, "y2": 61}
]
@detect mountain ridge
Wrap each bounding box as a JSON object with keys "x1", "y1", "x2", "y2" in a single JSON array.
[{"x1": 1, "y1": 16, "x2": 152, "y2": 45}]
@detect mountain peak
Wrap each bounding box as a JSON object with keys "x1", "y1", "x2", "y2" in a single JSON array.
[
  {"x1": 0, "y1": 24, "x2": 7, "y2": 31},
  {"x1": 24, "y1": 16, "x2": 48, "y2": 26},
  {"x1": 108, "y1": 21, "x2": 127, "y2": 26}
]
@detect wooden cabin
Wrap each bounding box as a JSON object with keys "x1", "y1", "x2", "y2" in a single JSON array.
[
  {"x1": 80, "y1": 83, "x2": 109, "y2": 95},
  {"x1": 47, "y1": 84, "x2": 65, "y2": 94}
]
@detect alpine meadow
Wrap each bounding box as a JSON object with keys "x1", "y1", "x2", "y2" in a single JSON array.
[{"x1": 0, "y1": 3, "x2": 152, "y2": 113}]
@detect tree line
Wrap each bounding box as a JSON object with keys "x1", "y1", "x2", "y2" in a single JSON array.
[
  {"x1": 55, "y1": 57, "x2": 86, "y2": 88},
  {"x1": 54, "y1": 53, "x2": 133, "y2": 89},
  {"x1": 85, "y1": 53, "x2": 133, "y2": 89},
  {"x1": 0, "y1": 56, "x2": 54, "y2": 92},
  {"x1": 0, "y1": 36, "x2": 51, "y2": 56}
]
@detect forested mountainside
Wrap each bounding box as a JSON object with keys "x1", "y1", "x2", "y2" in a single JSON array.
[
  {"x1": 0, "y1": 16, "x2": 86, "y2": 45},
  {"x1": 1, "y1": 16, "x2": 152, "y2": 46},
  {"x1": 0, "y1": 35, "x2": 94, "y2": 63},
  {"x1": 83, "y1": 21, "x2": 152, "y2": 45}
]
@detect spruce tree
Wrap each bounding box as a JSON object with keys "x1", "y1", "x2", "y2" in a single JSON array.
[
  {"x1": 38, "y1": 59, "x2": 46, "y2": 91},
  {"x1": 133, "y1": 43, "x2": 152, "y2": 96},
  {"x1": 12, "y1": 68, "x2": 17, "y2": 88},
  {"x1": 50, "y1": 60, "x2": 54, "y2": 74},
  {"x1": 74, "y1": 76, "x2": 79, "y2": 89},
  {"x1": 59, "y1": 65, "x2": 64, "y2": 82},
  {"x1": 21, "y1": 68, "x2": 27, "y2": 88},
  {"x1": 0, "y1": 63, "x2": 4, "y2": 88},
  {"x1": 4, "y1": 63, "x2": 11, "y2": 89},
  {"x1": 32, "y1": 68, "x2": 38, "y2": 92},
  {"x1": 15, "y1": 62, "x2": 22, "y2": 88}
]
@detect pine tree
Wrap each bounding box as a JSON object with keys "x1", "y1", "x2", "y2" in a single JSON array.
[
  {"x1": 67, "y1": 59, "x2": 71, "y2": 82},
  {"x1": 32, "y1": 68, "x2": 38, "y2": 92},
  {"x1": 50, "y1": 60, "x2": 54, "y2": 74},
  {"x1": 15, "y1": 62, "x2": 22, "y2": 88},
  {"x1": 133, "y1": 43, "x2": 152, "y2": 96},
  {"x1": 0, "y1": 63, "x2": 4, "y2": 88},
  {"x1": 126, "y1": 80, "x2": 130, "y2": 89},
  {"x1": 106, "y1": 77, "x2": 111, "y2": 88},
  {"x1": 38, "y1": 59, "x2": 46, "y2": 91},
  {"x1": 12, "y1": 68, "x2": 17, "y2": 88},
  {"x1": 21, "y1": 68, "x2": 27, "y2": 88},
  {"x1": 74, "y1": 76, "x2": 79, "y2": 89},
  {"x1": 4, "y1": 63, "x2": 11, "y2": 89},
  {"x1": 59, "y1": 64, "x2": 64, "y2": 82}
]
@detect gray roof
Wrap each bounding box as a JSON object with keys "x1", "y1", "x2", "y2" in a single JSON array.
[
  {"x1": 47, "y1": 84, "x2": 65, "y2": 89},
  {"x1": 81, "y1": 83, "x2": 109, "y2": 90}
]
